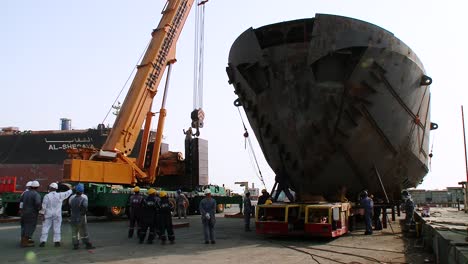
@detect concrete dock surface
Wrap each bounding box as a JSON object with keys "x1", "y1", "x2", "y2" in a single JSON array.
[
  {"x1": 415, "y1": 207, "x2": 468, "y2": 263},
  {"x1": 0, "y1": 208, "x2": 435, "y2": 264}
]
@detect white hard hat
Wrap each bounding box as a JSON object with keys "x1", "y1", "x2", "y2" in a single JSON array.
[
  {"x1": 49, "y1": 182, "x2": 58, "y2": 189},
  {"x1": 26, "y1": 181, "x2": 32, "y2": 187},
  {"x1": 31, "y1": 181, "x2": 40, "y2": 187},
  {"x1": 204, "y1": 189, "x2": 211, "y2": 195}
]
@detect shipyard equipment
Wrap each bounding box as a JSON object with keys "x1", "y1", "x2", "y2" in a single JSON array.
[
  {"x1": 63, "y1": 0, "x2": 199, "y2": 186},
  {"x1": 0, "y1": 0, "x2": 242, "y2": 217}
]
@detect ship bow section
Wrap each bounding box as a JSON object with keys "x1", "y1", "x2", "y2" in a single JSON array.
[{"x1": 226, "y1": 14, "x2": 433, "y2": 201}]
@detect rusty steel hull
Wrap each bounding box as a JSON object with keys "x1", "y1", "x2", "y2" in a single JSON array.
[{"x1": 226, "y1": 14, "x2": 433, "y2": 201}]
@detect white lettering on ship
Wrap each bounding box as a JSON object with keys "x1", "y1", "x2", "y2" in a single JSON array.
[{"x1": 48, "y1": 144, "x2": 95, "y2": 150}]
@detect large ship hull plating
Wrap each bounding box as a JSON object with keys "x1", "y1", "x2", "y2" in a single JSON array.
[{"x1": 226, "y1": 14, "x2": 434, "y2": 201}]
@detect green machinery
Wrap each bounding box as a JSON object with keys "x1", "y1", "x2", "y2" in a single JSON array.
[{"x1": 0, "y1": 183, "x2": 242, "y2": 218}]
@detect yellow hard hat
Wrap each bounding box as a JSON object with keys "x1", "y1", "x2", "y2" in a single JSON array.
[
  {"x1": 159, "y1": 191, "x2": 167, "y2": 198},
  {"x1": 133, "y1": 186, "x2": 140, "y2": 192},
  {"x1": 265, "y1": 199, "x2": 273, "y2": 205},
  {"x1": 148, "y1": 188, "x2": 156, "y2": 195}
]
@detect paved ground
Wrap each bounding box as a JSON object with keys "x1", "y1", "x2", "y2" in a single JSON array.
[
  {"x1": 0, "y1": 208, "x2": 434, "y2": 264},
  {"x1": 415, "y1": 207, "x2": 468, "y2": 263}
]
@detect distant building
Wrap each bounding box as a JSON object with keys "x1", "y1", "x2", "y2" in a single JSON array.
[
  {"x1": 430, "y1": 190, "x2": 450, "y2": 204},
  {"x1": 409, "y1": 189, "x2": 427, "y2": 204},
  {"x1": 447, "y1": 187, "x2": 465, "y2": 203},
  {"x1": 408, "y1": 187, "x2": 464, "y2": 206}
]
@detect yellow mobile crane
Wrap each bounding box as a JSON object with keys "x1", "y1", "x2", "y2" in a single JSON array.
[
  {"x1": 0, "y1": 0, "x2": 240, "y2": 217},
  {"x1": 64, "y1": 0, "x2": 201, "y2": 186}
]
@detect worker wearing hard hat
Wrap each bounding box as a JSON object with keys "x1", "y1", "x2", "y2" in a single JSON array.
[
  {"x1": 19, "y1": 181, "x2": 33, "y2": 244},
  {"x1": 257, "y1": 189, "x2": 269, "y2": 205},
  {"x1": 199, "y1": 188, "x2": 216, "y2": 244},
  {"x1": 402, "y1": 190, "x2": 415, "y2": 232},
  {"x1": 128, "y1": 186, "x2": 145, "y2": 238},
  {"x1": 360, "y1": 190, "x2": 374, "y2": 235},
  {"x1": 20, "y1": 180, "x2": 41, "y2": 247},
  {"x1": 19, "y1": 181, "x2": 33, "y2": 210},
  {"x1": 243, "y1": 192, "x2": 253, "y2": 232},
  {"x1": 138, "y1": 188, "x2": 159, "y2": 244},
  {"x1": 69, "y1": 183, "x2": 95, "y2": 250},
  {"x1": 39, "y1": 182, "x2": 73, "y2": 247},
  {"x1": 158, "y1": 191, "x2": 175, "y2": 244}
]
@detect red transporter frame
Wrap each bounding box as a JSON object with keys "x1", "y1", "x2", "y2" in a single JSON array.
[
  {"x1": 303, "y1": 203, "x2": 350, "y2": 237},
  {"x1": 255, "y1": 202, "x2": 350, "y2": 238}
]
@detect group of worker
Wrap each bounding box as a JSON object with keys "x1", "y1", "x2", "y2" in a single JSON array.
[
  {"x1": 359, "y1": 190, "x2": 415, "y2": 235},
  {"x1": 128, "y1": 187, "x2": 217, "y2": 245},
  {"x1": 18, "y1": 180, "x2": 417, "y2": 248},
  {"x1": 127, "y1": 187, "x2": 175, "y2": 244},
  {"x1": 19, "y1": 181, "x2": 95, "y2": 249},
  {"x1": 18, "y1": 181, "x2": 218, "y2": 249}
]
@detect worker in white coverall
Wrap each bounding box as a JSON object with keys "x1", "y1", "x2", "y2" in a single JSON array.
[{"x1": 39, "y1": 182, "x2": 73, "y2": 247}]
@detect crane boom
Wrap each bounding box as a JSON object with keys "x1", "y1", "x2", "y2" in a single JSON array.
[{"x1": 64, "y1": 0, "x2": 195, "y2": 185}]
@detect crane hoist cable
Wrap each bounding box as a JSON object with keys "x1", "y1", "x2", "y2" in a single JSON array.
[
  {"x1": 236, "y1": 106, "x2": 267, "y2": 189},
  {"x1": 193, "y1": 0, "x2": 206, "y2": 110},
  {"x1": 102, "y1": 40, "x2": 151, "y2": 125},
  {"x1": 188, "y1": 0, "x2": 208, "y2": 137}
]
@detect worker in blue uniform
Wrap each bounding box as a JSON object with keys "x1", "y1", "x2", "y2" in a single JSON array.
[
  {"x1": 373, "y1": 197, "x2": 383, "y2": 231},
  {"x1": 20, "y1": 180, "x2": 42, "y2": 247},
  {"x1": 360, "y1": 190, "x2": 374, "y2": 235},
  {"x1": 257, "y1": 189, "x2": 269, "y2": 205},
  {"x1": 158, "y1": 191, "x2": 175, "y2": 244},
  {"x1": 243, "y1": 192, "x2": 252, "y2": 231},
  {"x1": 199, "y1": 189, "x2": 216, "y2": 244},
  {"x1": 402, "y1": 190, "x2": 415, "y2": 232},
  {"x1": 128, "y1": 186, "x2": 145, "y2": 238},
  {"x1": 138, "y1": 188, "x2": 158, "y2": 244},
  {"x1": 69, "y1": 183, "x2": 95, "y2": 250}
]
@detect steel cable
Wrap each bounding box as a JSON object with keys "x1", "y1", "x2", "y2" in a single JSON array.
[
  {"x1": 101, "y1": 40, "x2": 151, "y2": 125},
  {"x1": 236, "y1": 107, "x2": 267, "y2": 189}
]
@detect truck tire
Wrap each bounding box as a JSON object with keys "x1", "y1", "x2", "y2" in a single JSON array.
[
  {"x1": 107, "y1": 206, "x2": 126, "y2": 219},
  {"x1": 4, "y1": 202, "x2": 19, "y2": 216},
  {"x1": 216, "y1": 204, "x2": 224, "y2": 213}
]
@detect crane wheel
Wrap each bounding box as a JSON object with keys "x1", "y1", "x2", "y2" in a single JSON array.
[
  {"x1": 216, "y1": 204, "x2": 224, "y2": 213},
  {"x1": 107, "y1": 206, "x2": 126, "y2": 219}
]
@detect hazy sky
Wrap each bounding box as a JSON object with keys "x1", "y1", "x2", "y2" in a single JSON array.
[{"x1": 1, "y1": 0, "x2": 468, "y2": 194}]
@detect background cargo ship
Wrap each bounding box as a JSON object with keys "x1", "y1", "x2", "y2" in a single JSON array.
[
  {"x1": 0, "y1": 119, "x2": 235, "y2": 217},
  {"x1": 0, "y1": 119, "x2": 207, "y2": 193},
  {"x1": 0, "y1": 120, "x2": 111, "y2": 192},
  {"x1": 226, "y1": 14, "x2": 437, "y2": 202}
]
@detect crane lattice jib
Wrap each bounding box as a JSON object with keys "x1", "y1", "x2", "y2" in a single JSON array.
[{"x1": 103, "y1": 0, "x2": 194, "y2": 155}]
